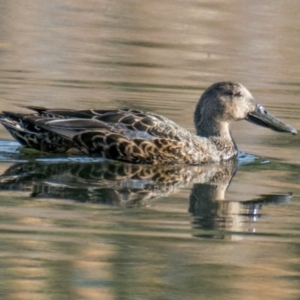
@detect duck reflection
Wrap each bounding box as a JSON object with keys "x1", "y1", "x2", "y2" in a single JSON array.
[
  {"x1": 190, "y1": 183, "x2": 292, "y2": 237},
  {"x1": 0, "y1": 160, "x2": 236, "y2": 206},
  {"x1": 0, "y1": 160, "x2": 292, "y2": 233}
]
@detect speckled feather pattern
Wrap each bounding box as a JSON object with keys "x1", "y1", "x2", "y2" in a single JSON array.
[{"x1": 0, "y1": 108, "x2": 220, "y2": 164}]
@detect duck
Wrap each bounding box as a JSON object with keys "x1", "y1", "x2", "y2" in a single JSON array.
[{"x1": 0, "y1": 82, "x2": 297, "y2": 164}]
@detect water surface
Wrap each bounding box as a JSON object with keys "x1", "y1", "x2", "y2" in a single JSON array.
[{"x1": 0, "y1": 1, "x2": 300, "y2": 299}]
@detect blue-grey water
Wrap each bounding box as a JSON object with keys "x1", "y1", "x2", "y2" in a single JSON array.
[{"x1": 0, "y1": 1, "x2": 300, "y2": 300}]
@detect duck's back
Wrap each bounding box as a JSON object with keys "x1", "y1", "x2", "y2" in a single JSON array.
[{"x1": 0, "y1": 107, "x2": 211, "y2": 164}]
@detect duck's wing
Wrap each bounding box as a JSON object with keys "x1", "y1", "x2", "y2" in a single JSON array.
[
  {"x1": 23, "y1": 106, "x2": 191, "y2": 142},
  {"x1": 27, "y1": 116, "x2": 191, "y2": 164},
  {"x1": 1, "y1": 107, "x2": 195, "y2": 163}
]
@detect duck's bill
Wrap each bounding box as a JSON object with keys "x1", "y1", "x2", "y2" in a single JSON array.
[{"x1": 246, "y1": 104, "x2": 297, "y2": 135}]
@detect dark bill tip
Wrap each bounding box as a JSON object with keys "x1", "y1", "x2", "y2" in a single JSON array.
[
  {"x1": 291, "y1": 128, "x2": 297, "y2": 135},
  {"x1": 246, "y1": 104, "x2": 297, "y2": 135}
]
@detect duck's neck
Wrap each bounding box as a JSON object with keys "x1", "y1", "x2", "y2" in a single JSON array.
[{"x1": 196, "y1": 119, "x2": 238, "y2": 160}]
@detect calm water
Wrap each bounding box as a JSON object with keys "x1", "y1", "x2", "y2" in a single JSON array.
[{"x1": 0, "y1": 1, "x2": 300, "y2": 299}]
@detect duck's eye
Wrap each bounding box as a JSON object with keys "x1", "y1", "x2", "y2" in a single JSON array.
[{"x1": 234, "y1": 92, "x2": 243, "y2": 97}]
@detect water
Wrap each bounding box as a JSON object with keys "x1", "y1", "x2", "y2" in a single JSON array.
[{"x1": 0, "y1": 1, "x2": 300, "y2": 299}]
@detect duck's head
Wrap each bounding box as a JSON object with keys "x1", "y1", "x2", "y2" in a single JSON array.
[{"x1": 194, "y1": 82, "x2": 297, "y2": 137}]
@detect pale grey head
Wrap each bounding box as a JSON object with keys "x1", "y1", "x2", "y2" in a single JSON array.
[{"x1": 194, "y1": 82, "x2": 297, "y2": 139}]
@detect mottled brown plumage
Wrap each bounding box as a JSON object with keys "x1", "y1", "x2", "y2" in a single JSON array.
[{"x1": 0, "y1": 82, "x2": 297, "y2": 164}]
